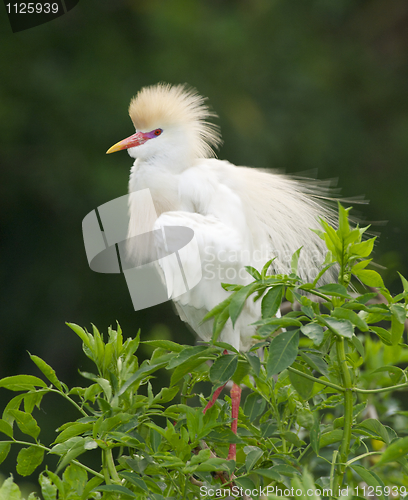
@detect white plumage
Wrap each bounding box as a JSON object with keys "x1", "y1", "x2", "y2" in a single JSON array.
[{"x1": 107, "y1": 83, "x2": 336, "y2": 352}]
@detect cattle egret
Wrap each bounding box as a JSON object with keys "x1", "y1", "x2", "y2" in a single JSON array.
[{"x1": 107, "y1": 83, "x2": 336, "y2": 460}]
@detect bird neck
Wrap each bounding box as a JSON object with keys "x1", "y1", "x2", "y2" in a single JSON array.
[{"x1": 129, "y1": 158, "x2": 182, "y2": 216}]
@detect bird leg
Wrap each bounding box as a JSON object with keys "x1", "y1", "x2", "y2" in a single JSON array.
[
  {"x1": 202, "y1": 382, "x2": 228, "y2": 414},
  {"x1": 203, "y1": 349, "x2": 229, "y2": 414},
  {"x1": 227, "y1": 382, "x2": 242, "y2": 461}
]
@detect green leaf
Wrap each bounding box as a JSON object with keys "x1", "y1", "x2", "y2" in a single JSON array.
[
  {"x1": 344, "y1": 227, "x2": 365, "y2": 246},
  {"x1": 398, "y1": 272, "x2": 408, "y2": 293},
  {"x1": 332, "y1": 307, "x2": 368, "y2": 331},
  {"x1": 319, "y1": 429, "x2": 343, "y2": 448},
  {"x1": 391, "y1": 317, "x2": 404, "y2": 346},
  {"x1": 0, "y1": 419, "x2": 13, "y2": 438},
  {"x1": 354, "y1": 269, "x2": 384, "y2": 288},
  {"x1": 0, "y1": 375, "x2": 47, "y2": 391},
  {"x1": 142, "y1": 340, "x2": 184, "y2": 352},
  {"x1": 234, "y1": 476, "x2": 256, "y2": 492},
  {"x1": 0, "y1": 476, "x2": 22, "y2": 500},
  {"x1": 291, "y1": 247, "x2": 303, "y2": 275},
  {"x1": 150, "y1": 428, "x2": 162, "y2": 453},
  {"x1": 51, "y1": 436, "x2": 96, "y2": 471},
  {"x1": 245, "y1": 352, "x2": 261, "y2": 377},
  {"x1": 119, "y1": 355, "x2": 173, "y2": 394},
  {"x1": 351, "y1": 259, "x2": 372, "y2": 272},
  {"x1": 245, "y1": 265, "x2": 261, "y2": 280},
  {"x1": 351, "y1": 335, "x2": 365, "y2": 358},
  {"x1": 320, "y1": 219, "x2": 342, "y2": 256},
  {"x1": 319, "y1": 316, "x2": 354, "y2": 339},
  {"x1": 370, "y1": 326, "x2": 392, "y2": 346},
  {"x1": 232, "y1": 359, "x2": 251, "y2": 385},
  {"x1": 376, "y1": 436, "x2": 408, "y2": 466},
  {"x1": 29, "y1": 355, "x2": 63, "y2": 391},
  {"x1": 39, "y1": 473, "x2": 58, "y2": 500},
  {"x1": 202, "y1": 294, "x2": 234, "y2": 322},
  {"x1": 9, "y1": 410, "x2": 40, "y2": 440},
  {"x1": 94, "y1": 485, "x2": 136, "y2": 498},
  {"x1": 16, "y1": 446, "x2": 44, "y2": 476},
  {"x1": 260, "y1": 420, "x2": 277, "y2": 438},
  {"x1": 245, "y1": 448, "x2": 263, "y2": 472},
  {"x1": 189, "y1": 448, "x2": 211, "y2": 466},
  {"x1": 338, "y1": 203, "x2": 351, "y2": 237},
  {"x1": 188, "y1": 457, "x2": 233, "y2": 473},
  {"x1": 243, "y1": 392, "x2": 266, "y2": 420},
  {"x1": 299, "y1": 351, "x2": 329, "y2": 377},
  {"x1": 252, "y1": 468, "x2": 281, "y2": 481},
  {"x1": 354, "y1": 419, "x2": 389, "y2": 444},
  {"x1": 270, "y1": 464, "x2": 300, "y2": 477},
  {"x1": 211, "y1": 305, "x2": 231, "y2": 342},
  {"x1": 166, "y1": 345, "x2": 211, "y2": 370},
  {"x1": 80, "y1": 373, "x2": 112, "y2": 401},
  {"x1": 310, "y1": 418, "x2": 321, "y2": 455},
  {"x1": 98, "y1": 413, "x2": 134, "y2": 434},
  {"x1": 288, "y1": 363, "x2": 314, "y2": 400},
  {"x1": 230, "y1": 283, "x2": 259, "y2": 327},
  {"x1": 282, "y1": 431, "x2": 306, "y2": 447},
  {"x1": 370, "y1": 365, "x2": 404, "y2": 385},
  {"x1": 206, "y1": 428, "x2": 244, "y2": 443},
  {"x1": 152, "y1": 386, "x2": 179, "y2": 404},
  {"x1": 351, "y1": 465, "x2": 385, "y2": 500},
  {"x1": 62, "y1": 464, "x2": 87, "y2": 494},
  {"x1": 255, "y1": 316, "x2": 302, "y2": 328},
  {"x1": 66, "y1": 323, "x2": 92, "y2": 349},
  {"x1": 390, "y1": 303, "x2": 406, "y2": 345},
  {"x1": 267, "y1": 330, "x2": 299, "y2": 376},
  {"x1": 209, "y1": 354, "x2": 238, "y2": 386},
  {"x1": 261, "y1": 258, "x2": 275, "y2": 278},
  {"x1": 212, "y1": 341, "x2": 239, "y2": 354},
  {"x1": 296, "y1": 408, "x2": 315, "y2": 430},
  {"x1": 261, "y1": 285, "x2": 284, "y2": 319},
  {"x1": 300, "y1": 324, "x2": 324, "y2": 345},
  {"x1": 390, "y1": 303, "x2": 407, "y2": 323},
  {"x1": 0, "y1": 442, "x2": 11, "y2": 465},
  {"x1": 317, "y1": 284, "x2": 351, "y2": 298},
  {"x1": 54, "y1": 422, "x2": 93, "y2": 444},
  {"x1": 119, "y1": 471, "x2": 149, "y2": 493},
  {"x1": 23, "y1": 392, "x2": 43, "y2": 414},
  {"x1": 170, "y1": 348, "x2": 217, "y2": 385},
  {"x1": 350, "y1": 238, "x2": 376, "y2": 258}
]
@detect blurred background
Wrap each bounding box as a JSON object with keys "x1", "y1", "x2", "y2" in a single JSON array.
[{"x1": 1, "y1": 0, "x2": 408, "y2": 481}]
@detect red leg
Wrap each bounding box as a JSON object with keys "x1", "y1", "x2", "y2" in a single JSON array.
[
  {"x1": 203, "y1": 382, "x2": 227, "y2": 414},
  {"x1": 203, "y1": 350, "x2": 229, "y2": 415},
  {"x1": 227, "y1": 382, "x2": 242, "y2": 461}
]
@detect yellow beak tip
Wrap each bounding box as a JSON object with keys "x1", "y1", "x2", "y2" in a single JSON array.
[{"x1": 106, "y1": 144, "x2": 121, "y2": 155}]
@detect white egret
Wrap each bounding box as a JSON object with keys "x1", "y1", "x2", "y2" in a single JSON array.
[{"x1": 107, "y1": 83, "x2": 336, "y2": 460}]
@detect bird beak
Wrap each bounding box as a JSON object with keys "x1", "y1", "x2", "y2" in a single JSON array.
[{"x1": 106, "y1": 131, "x2": 149, "y2": 154}]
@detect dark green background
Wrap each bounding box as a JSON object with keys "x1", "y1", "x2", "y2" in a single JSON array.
[{"x1": 1, "y1": 0, "x2": 407, "y2": 479}]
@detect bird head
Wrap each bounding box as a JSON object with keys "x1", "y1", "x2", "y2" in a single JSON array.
[{"x1": 106, "y1": 83, "x2": 222, "y2": 165}]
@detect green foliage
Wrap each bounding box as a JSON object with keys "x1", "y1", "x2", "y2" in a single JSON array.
[{"x1": 1, "y1": 205, "x2": 408, "y2": 499}]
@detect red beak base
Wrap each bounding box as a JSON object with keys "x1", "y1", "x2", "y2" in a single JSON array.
[{"x1": 106, "y1": 131, "x2": 148, "y2": 154}]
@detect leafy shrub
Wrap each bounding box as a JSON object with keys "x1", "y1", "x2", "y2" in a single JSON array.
[{"x1": 1, "y1": 205, "x2": 408, "y2": 499}]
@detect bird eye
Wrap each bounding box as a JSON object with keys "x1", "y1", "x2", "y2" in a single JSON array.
[{"x1": 154, "y1": 129, "x2": 162, "y2": 136}]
